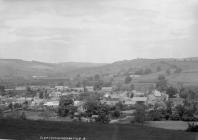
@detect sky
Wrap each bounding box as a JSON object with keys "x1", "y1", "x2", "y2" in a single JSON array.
[{"x1": 0, "y1": 0, "x2": 198, "y2": 63}]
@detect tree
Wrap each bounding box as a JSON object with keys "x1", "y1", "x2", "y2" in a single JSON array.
[
  {"x1": 144, "y1": 68, "x2": 152, "y2": 75},
  {"x1": 175, "y1": 105, "x2": 185, "y2": 119},
  {"x1": 20, "y1": 112, "x2": 26, "y2": 120},
  {"x1": 0, "y1": 109, "x2": 3, "y2": 119},
  {"x1": 8, "y1": 103, "x2": 13, "y2": 111},
  {"x1": 135, "y1": 69, "x2": 144, "y2": 75},
  {"x1": 0, "y1": 85, "x2": 5, "y2": 95},
  {"x1": 165, "y1": 101, "x2": 173, "y2": 120},
  {"x1": 179, "y1": 88, "x2": 189, "y2": 99},
  {"x1": 134, "y1": 104, "x2": 146, "y2": 125},
  {"x1": 84, "y1": 101, "x2": 110, "y2": 124},
  {"x1": 125, "y1": 75, "x2": 132, "y2": 84},
  {"x1": 175, "y1": 67, "x2": 182, "y2": 73},
  {"x1": 129, "y1": 84, "x2": 135, "y2": 91},
  {"x1": 111, "y1": 110, "x2": 121, "y2": 119},
  {"x1": 58, "y1": 97, "x2": 75, "y2": 117},
  {"x1": 93, "y1": 80, "x2": 103, "y2": 91},
  {"x1": 156, "y1": 75, "x2": 167, "y2": 92},
  {"x1": 94, "y1": 74, "x2": 100, "y2": 81},
  {"x1": 166, "y1": 87, "x2": 178, "y2": 98},
  {"x1": 39, "y1": 92, "x2": 44, "y2": 99},
  {"x1": 166, "y1": 69, "x2": 171, "y2": 75},
  {"x1": 156, "y1": 66, "x2": 161, "y2": 72}
]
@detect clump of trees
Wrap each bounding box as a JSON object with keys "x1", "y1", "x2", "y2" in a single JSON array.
[
  {"x1": 186, "y1": 123, "x2": 198, "y2": 132},
  {"x1": 156, "y1": 75, "x2": 168, "y2": 92},
  {"x1": 84, "y1": 100, "x2": 111, "y2": 124},
  {"x1": 134, "y1": 104, "x2": 146, "y2": 125},
  {"x1": 125, "y1": 75, "x2": 132, "y2": 84},
  {"x1": 58, "y1": 96, "x2": 77, "y2": 117}
]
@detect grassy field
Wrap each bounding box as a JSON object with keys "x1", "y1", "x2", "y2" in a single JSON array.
[
  {"x1": 0, "y1": 119, "x2": 197, "y2": 140},
  {"x1": 145, "y1": 121, "x2": 192, "y2": 130}
]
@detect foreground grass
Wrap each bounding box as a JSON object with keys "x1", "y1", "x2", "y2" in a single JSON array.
[{"x1": 0, "y1": 119, "x2": 196, "y2": 140}]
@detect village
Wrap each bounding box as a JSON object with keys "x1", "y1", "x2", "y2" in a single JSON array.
[{"x1": 0, "y1": 81, "x2": 191, "y2": 125}]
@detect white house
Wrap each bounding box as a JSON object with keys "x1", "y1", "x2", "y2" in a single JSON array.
[
  {"x1": 44, "y1": 101, "x2": 59, "y2": 107},
  {"x1": 101, "y1": 87, "x2": 113, "y2": 92}
]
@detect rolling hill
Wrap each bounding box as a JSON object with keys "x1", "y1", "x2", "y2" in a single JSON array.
[{"x1": 1, "y1": 58, "x2": 198, "y2": 87}]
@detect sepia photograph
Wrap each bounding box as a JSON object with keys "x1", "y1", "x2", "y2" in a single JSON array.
[{"x1": 0, "y1": 0, "x2": 198, "y2": 139}]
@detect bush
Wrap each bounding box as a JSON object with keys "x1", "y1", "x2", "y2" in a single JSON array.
[
  {"x1": 170, "y1": 113, "x2": 180, "y2": 121},
  {"x1": 186, "y1": 123, "x2": 198, "y2": 132},
  {"x1": 134, "y1": 104, "x2": 146, "y2": 124},
  {"x1": 111, "y1": 110, "x2": 121, "y2": 119},
  {"x1": 147, "y1": 110, "x2": 162, "y2": 121},
  {"x1": 182, "y1": 115, "x2": 198, "y2": 122},
  {"x1": 20, "y1": 112, "x2": 26, "y2": 120}
]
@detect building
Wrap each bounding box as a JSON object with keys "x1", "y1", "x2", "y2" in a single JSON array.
[
  {"x1": 44, "y1": 101, "x2": 59, "y2": 107},
  {"x1": 147, "y1": 90, "x2": 168, "y2": 105},
  {"x1": 71, "y1": 87, "x2": 84, "y2": 92},
  {"x1": 131, "y1": 97, "x2": 147, "y2": 105},
  {"x1": 86, "y1": 86, "x2": 94, "y2": 92},
  {"x1": 132, "y1": 90, "x2": 145, "y2": 97},
  {"x1": 101, "y1": 87, "x2": 113, "y2": 92},
  {"x1": 15, "y1": 86, "x2": 27, "y2": 91}
]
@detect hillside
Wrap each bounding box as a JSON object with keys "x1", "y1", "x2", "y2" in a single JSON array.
[
  {"x1": 1, "y1": 58, "x2": 198, "y2": 87},
  {"x1": 66, "y1": 58, "x2": 198, "y2": 87},
  {"x1": 0, "y1": 59, "x2": 106, "y2": 79}
]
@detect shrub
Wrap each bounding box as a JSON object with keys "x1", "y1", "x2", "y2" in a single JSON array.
[
  {"x1": 134, "y1": 104, "x2": 146, "y2": 124},
  {"x1": 147, "y1": 110, "x2": 162, "y2": 121},
  {"x1": 111, "y1": 110, "x2": 121, "y2": 119},
  {"x1": 20, "y1": 112, "x2": 26, "y2": 120},
  {"x1": 186, "y1": 123, "x2": 198, "y2": 132}
]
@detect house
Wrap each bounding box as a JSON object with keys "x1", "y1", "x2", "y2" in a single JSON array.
[
  {"x1": 130, "y1": 74, "x2": 141, "y2": 78},
  {"x1": 101, "y1": 87, "x2": 113, "y2": 92},
  {"x1": 49, "y1": 92, "x2": 62, "y2": 98},
  {"x1": 29, "y1": 97, "x2": 44, "y2": 106},
  {"x1": 121, "y1": 110, "x2": 135, "y2": 115},
  {"x1": 131, "y1": 97, "x2": 147, "y2": 105},
  {"x1": 15, "y1": 86, "x2": 27, "y2": 91},
  {"x1": 74, "y1": 100, "x2": 85, "y2": 112},
  {"x1": 101, "y1": 99, "x2": 120, "y2": 106},
  {"x1": 44, "y1": 101, "x2": 59, "y2": 107},
  {"x1": 147, "y1": 90, "x2": 168, "y2": 105},
  {"x1": 71, "y1": 87, "x2": 84, "y2": 92},
  {"x1": 55, "y1": 86, "x2": 68, "y2": 91},
  {"x1": 132, "y1": 90, "x2": 145, "y2": 97},
  {"x1": 86, "y1": 86, "x2": 94, "y2": 92}
]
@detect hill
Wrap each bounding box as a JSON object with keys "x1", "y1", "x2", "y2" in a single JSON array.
[
  {"x1": 0, "y1": 59, "x2": 106, "y2": 79},
  {"x1": 1, "y1": 58, "x2": 198, "y2": 87}
]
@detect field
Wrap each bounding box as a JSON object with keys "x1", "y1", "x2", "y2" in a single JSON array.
[
  {"x1": 145, "y1": 121, "x2": 195, "y2": 130},
  {"x1": 0, "y1": 119, "x2": 197, "y2": 140}
]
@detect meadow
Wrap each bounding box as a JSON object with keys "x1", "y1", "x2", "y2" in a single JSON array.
[{"x1": 0, "y1": 119, "x2": 197, "y2": 140}]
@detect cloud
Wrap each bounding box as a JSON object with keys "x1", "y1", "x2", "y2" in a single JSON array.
[{"x1": 0, "y1": 0, "x2": 197, "y2": 63}]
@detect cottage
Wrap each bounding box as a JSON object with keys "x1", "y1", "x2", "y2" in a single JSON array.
[
  {"x1": 101, "y1": 87, "x2": 112, "y2": 92},
  {"x1": 147, "y1": 90, "x2": 168, "y2": 105},
  {"x1": 15, "y1": 86, "x2": 27, "y2": 91},
  {"x1": 71, "y1": 87, "x2": 84, "y2": 92},
  {"x1": 85, "y1": 86, "x2": 94, "y2": 92},
  {"x1": 44, "y1": 101, "x2": 59, "y2": 107},
  {"x1": 132, "y1": 90, "x2": 145, "y2": 97},
  {"x1": 131, "y1": 97, "x2": 147, "y2": 105}
]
